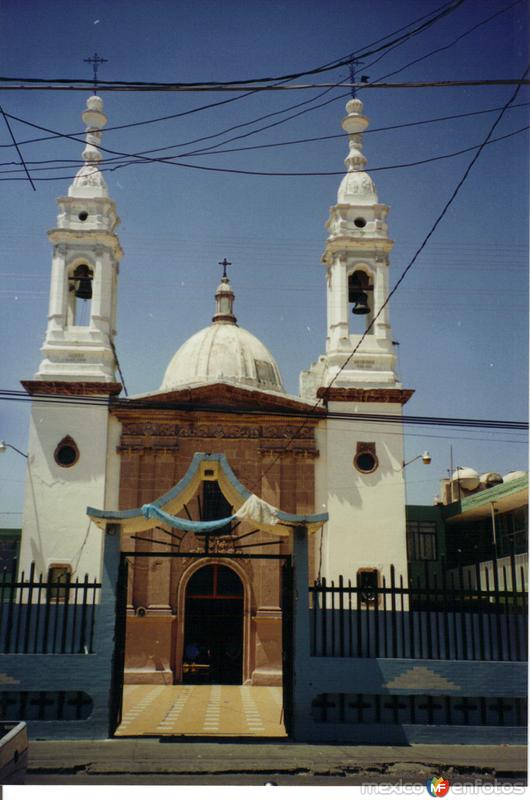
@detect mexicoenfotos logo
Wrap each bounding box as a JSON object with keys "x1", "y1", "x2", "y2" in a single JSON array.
[{"x1": 426, "y1": 777, "x2": 450, "y2": 797}]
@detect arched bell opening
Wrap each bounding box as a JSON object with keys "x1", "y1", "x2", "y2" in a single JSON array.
[
  {"x1": 66, "y1": 260, "x2": 94, "y2": 326},
  {"x1": 181, "y1": 562, "x2": 245, "y2": 685},
  {"x1": 348, "y1": 268, "x2": 374, "y2": 334}
]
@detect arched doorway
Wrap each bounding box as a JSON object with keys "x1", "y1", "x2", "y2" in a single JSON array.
[{"x1": 183, "y1": 563, "x2": 244, "y2": 685}]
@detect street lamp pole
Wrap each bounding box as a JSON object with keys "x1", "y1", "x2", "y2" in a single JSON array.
[
  {"x1": 402, "y1": 451, "x2": 431, "y2": 470},
  {"x1": 0, "y1": 441, "x2": 28, "y2": 459}
]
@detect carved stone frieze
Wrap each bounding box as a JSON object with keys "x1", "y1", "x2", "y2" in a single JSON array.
[{"x1": 118, "y1": 419, "x2": 317, "y2": 453}]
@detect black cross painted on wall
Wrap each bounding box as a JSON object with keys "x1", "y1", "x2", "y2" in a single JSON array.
[
  {"x1": 418, "y1": 695, "x2": 443, "y2": 724},
  {"x1": 383, "y1": 695, "x2": 408, "y2": 724},
  {"x1": 67, "y1": 691, "x2": 92, "y2": 720},
  {"x1": 489, "y1": 698, "x2": 513, "y2": 726},
  {"x1": 348, "y1": 694, "x2": 371, "y2": 723},
  {"x1": 0, "y1": 693, "x2": 19, "y2": 718},
  {"x1": 30, "y1": 691, "x2": 56, "y2": 720},
  {"x1": 453, "y1": 697, "x2": 478, "y2": 725},
  {"x1": 312, "y1": 693, "x2": 336, "y2": 722}
]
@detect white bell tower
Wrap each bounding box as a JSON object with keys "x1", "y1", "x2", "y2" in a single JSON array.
[
  {"x1": 36, "y1": 94, "x2": 122, "y2": 382},
  {"x1": 301, "y1": 97, "x2": 401, "y2": 396},
  {"x1": 18, "y1": 94, "x2": 123, "y2": 582},
  {"x1": 301, "y1": 97, "x2": 413, "y2": 587}
]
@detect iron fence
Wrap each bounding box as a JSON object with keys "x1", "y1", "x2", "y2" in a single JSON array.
[
  {"x1": 0, "y1": 563, "x2": 100, "y2": 654},
  {"x1": 310, "y1": 554, "x2": 527, "y2": 661}
]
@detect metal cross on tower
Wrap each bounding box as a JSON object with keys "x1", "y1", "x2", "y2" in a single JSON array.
[
  {"x1": 348, "y1": 58, "x2": 368, "y2": 98},
  {"x1": 218, "y1": 258, "x2": 232, "y2": 279},
  {"x1": 84, "y1": 52, "x2": 108, "y2": 94}
]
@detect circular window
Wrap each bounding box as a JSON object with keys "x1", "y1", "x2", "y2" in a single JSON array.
[
  {"x1": 354, "y1": 451, "x2": 378, "y2": 474},
  {"x1": 354, "y1": 217, "x2": 367, "y2": 228},
  {"x1": 54, "y1": 437, "x2": 79, "y2": 468},
  {"x1": 78, "y1": 211, "x2": 88, "y2": 221}
]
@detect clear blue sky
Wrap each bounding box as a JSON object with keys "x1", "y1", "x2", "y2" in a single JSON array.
[{"x1": 0, "y1": 0, "x2": 528, "y2": 524}]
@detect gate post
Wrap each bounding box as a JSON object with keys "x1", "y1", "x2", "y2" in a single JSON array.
[
  {"x1": 291, "y1": 525, "x2": 313, "y2": 740},
  {"x1": 90, "y1": 523, "x2": 123, "y2": 737}
]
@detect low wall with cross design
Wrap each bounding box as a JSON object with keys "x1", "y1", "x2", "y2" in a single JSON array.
[
  {"x1": 0, "y1": 530, "x2": 121, "y2": 739},
  {"x1": 291, "y1": 530, "x2": 528, "y2": 744}
]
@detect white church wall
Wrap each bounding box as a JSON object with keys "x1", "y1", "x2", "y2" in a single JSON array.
[
  {"x1": 315, "y1": 401, "x2": 408, "y2": 585},
  {"x1": 19, "y1": 399, "x2": 110, "y2": 581}
]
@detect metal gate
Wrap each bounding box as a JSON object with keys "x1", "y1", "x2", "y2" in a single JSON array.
[
  {"x1": 281, "y1": 559, "x2": 294, "y2": 737},
  {"x1": 109, "y1": 550, "x2": 293, "y2": 737}
]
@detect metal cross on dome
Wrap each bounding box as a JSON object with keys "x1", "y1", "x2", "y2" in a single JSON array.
[
  {"x1": 218, "y1": 258, "x2": 232, "y2": 279},
  {"x1": 84, "y1": 52, "x2": 108, "y2": 93}
]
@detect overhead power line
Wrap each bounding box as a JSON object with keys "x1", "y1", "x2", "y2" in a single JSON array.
[
  {"x1": 0, "y1": 100, "x2": 527, "y2": 155},
  {"x1": 245, "y1": 60, "x2": 530, "y2": 485},
  {"x1": 0, "y1": 389, "x2": 526, "y2": 431},
  {"x1": 0, "y1": 79, "x2": 528, "y2": 93},
  {"x1": 322, "y1": 62, "x2": 530, "y2": 399},
  {"x1": 0, "y1": 123, "x2": 527, "y2": 181},
  {"x1": 0, "y1": 0, "x2": 472, "y2": 148},
  {"x1": 0, "y1": 1, "x2": 466, "y2": 91},
  {"x1": 369, "y1": 0, "x2": 525, "y2": 84},
  {"x1": 0, "y1": 104, "x2": 35, "y2": 190}
]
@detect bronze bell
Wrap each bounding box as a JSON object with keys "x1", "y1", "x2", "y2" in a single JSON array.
[
  {"x1": 73, "y1": 265, "x2": 93, "y2": 300},
  {"x1": 351, "y1": 290, "x2": 370, "y2": 315}
]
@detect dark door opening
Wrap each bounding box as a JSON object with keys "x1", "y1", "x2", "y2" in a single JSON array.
[{"x1": 183, "y1": 564, "x2": 243, "y2": 684}]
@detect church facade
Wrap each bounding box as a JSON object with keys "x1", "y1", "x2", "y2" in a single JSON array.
[{"x1": 17, "y1": 92, "x2": 412, "y2": 688}]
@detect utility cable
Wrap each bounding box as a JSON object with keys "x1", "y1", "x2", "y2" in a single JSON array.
[
  {"x1": 244, "y1": 60, "x2": 530, "y2": 489},
  {"x1": 0, "y1": 122, "x2": 527, "y2": 181},
  {"x1": 0, "y1": 1, "x2": 465, "y2": 91},
  {"x1": 2, "y1": 101, "x2": 527, "y2": 169},
  {"x1": 0, "y1": 1, "x2": 464, "y2": 149},
  {"x1": 108, "y1": 338, "x2": 128, "y2": 397},
  {"x1": 0, "y1": 104, "x2": 35, "y2": 190},
  {"x1": 1, "y1": 78, "x2": 528, "y2": 93},
  {"x1": 365, "y1": 0, "x2": 524, "y2": 83},
  {"x1": 0, "y1": 389, "x2": 526, "y2": 430},
  {"x1": 325, "y1": 61, "x2": 530, "y2": 398}
]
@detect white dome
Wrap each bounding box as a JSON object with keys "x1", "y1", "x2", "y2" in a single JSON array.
[
  {"x1": 503, "y1": 470, "x2": 527, "y2": 483},
  {"x1": 451, "y1": 467, "x2": 480, "y2": 491},
  {"x1": 161, "y1": 323, "x2": 285, "y2": 393},
  {"x1": 337, "y1": 171, "x2": 378, "y2": 205},
  {"x1": 479, "y1": 472, "x2": 503, "y2": 487}
]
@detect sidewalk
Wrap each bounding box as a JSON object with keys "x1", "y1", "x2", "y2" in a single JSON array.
[{"x1": 25, "y1": 739, "x2": 527, "y2": 785}]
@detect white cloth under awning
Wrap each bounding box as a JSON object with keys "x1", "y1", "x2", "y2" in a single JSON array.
[{"x1": 234, "y1": 494, "x2": 280, "y2": 526}]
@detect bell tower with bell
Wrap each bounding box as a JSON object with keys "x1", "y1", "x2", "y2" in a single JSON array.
[
  {"x1": 35, "y1": 92, "x2": 122, "y2": 382},
  {"x1": 301, "y1": 95, "x2": 402, "y2": 396},
  {"x1": 18, "y1": 86, "x2": 123, "y2": 581},
  {"x1": 301, "y1": 95, "x2": 413, "y2": 586}
]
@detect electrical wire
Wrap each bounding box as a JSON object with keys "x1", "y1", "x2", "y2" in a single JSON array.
[
  {"x1": 1, "y1": 78, "x2": 528, "y2": 93},
  {"x1": 324, "y1": 64, "x2": 530, "y2": 397},
  {"x1": 240, "y1": 60, "x2": 530, "y2": 488},
  {"x1": 0, "y1": 120, "x2": 527, "y2": 181},
  {"x1": 0, "y1": 104, "x2": 35, "y2": 190},
  {"x1": 0, "y1": 389, "x2": 526, "y2": 431},
  {"x1": 368, "y1": 0, "x2": 525, "y2": 85},
  {"x1": 1, "y1": 97, "x2": 527, "y2": 171},
  {"x1": 0, "y1": 0, "x2": 471, "y2": 150},
  {"x1": 0, "y1": 1, "x2": 524, "y2": 181},
  {"x1": 0, "y1": 1, "x2": 466, "y2": 90}
]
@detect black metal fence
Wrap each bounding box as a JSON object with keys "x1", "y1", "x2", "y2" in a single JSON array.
[
  {"x1": 0, "y1": 563, "x2": 100, "y2": 654},
  {"x1": 310, "y1": 555, "x2": 527, "y2": 662}
]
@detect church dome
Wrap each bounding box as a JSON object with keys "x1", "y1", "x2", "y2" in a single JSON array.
[
  {"x1": 337, "y1": 171, "x2": 378, "y2": 205},
  {"x1": 161, "y1": 271, "x2": 285, "y2": 393}
]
